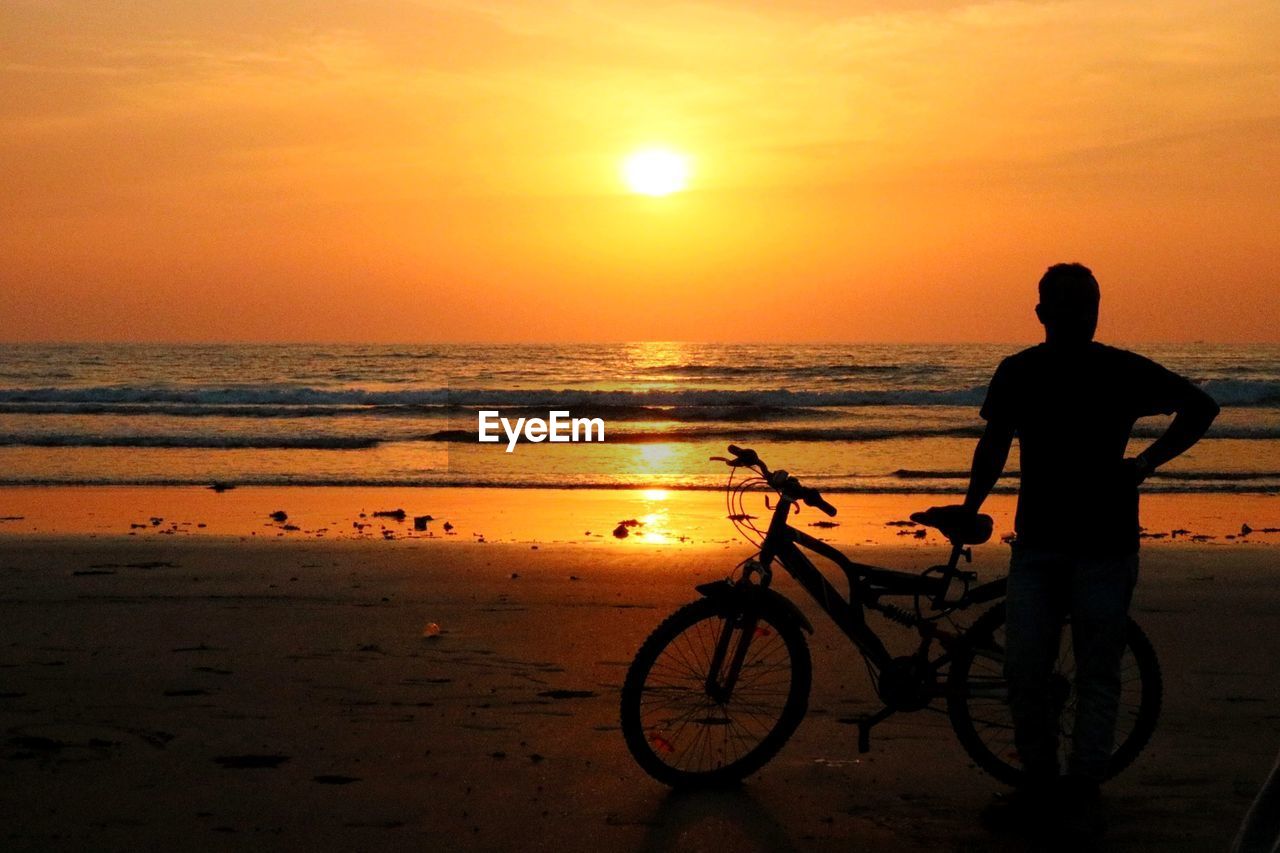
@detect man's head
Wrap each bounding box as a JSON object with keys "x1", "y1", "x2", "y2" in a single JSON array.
[{"x1": 1035, "y1": 263, "x2": 1099, "y2": 343}]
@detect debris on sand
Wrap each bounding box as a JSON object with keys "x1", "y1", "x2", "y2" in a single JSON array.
[
  {"x1": 1171, "y1": 528, "x2": 1191, "y2": 538},
  {"x1": 269, "y1": 511, "x2": 288, "y2": 523},
  {"x1": 728, "y1": 513, "x2": 757, "y2": 522},
  {"x1": 208, "y1": 483, "x2": 235, "y2": 493},
  {"x1": 885, "y1": 520, "x2": 917, "y2": 527},
  {"x1": 373, "y1": 509, "x2": 407, "y2": 521},
  {"x1": 809, "y1": 520, "x2": 839, "y2": 528},
  {"x1": 613, "y1": 519, "x2": 643, "y2": 539}
]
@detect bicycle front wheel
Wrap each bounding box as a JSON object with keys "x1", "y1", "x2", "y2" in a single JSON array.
[
  {"x1": 946, "y1": 602, "x2": 1162, "y2": 786},
  {"x1": 620, "y1": 596, "x2": 811, "y2": 787}
]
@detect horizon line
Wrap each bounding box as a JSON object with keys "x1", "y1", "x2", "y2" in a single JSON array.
[{"x1": 1, "y1": 338, "x2": 1277, "y2": 348}]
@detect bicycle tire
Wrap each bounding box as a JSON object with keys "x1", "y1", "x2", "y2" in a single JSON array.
[
  {"x1": 947, "y1": 602, "x2": 1162, "y2": 787},
  {"x1": 621, "y1": 596, "x2": 811, "y2": 787}
]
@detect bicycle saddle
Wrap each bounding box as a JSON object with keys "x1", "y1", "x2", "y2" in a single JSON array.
[{"x1": 909, "y1": 505, "x2": 994, "y2": 545}]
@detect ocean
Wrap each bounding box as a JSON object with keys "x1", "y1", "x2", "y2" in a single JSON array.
[{"x1": 0, "y1": 342, "x2": 1277, "y2": 494}]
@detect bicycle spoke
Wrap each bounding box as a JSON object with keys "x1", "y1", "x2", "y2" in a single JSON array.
[
  {"x1": 952, "y1": 609, "x2": 1157, "y2": 785},
  {"x1": 635, "y1": 608, "x2": 798, "y2": 776}
]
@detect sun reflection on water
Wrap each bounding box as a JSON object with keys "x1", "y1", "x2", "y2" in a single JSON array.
[{"x1": 639, "y1": 444, "x2": 675, "y2": 466}]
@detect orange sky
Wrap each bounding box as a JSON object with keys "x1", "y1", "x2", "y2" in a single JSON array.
[{"x1": 2, "y1": 0, "x2": 1278, "y2": 343}]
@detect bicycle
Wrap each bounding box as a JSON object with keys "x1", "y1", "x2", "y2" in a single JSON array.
[{"x1": 620, "y1": 445, "x2": 1162, "y2": 787}]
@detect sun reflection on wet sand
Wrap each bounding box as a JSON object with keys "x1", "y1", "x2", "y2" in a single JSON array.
[
  {"x1": 638, "y1": 509, "x2": 672, "y2": 544},
  {"x1": 633, "y1": 486, "x2": 675, "y2": 543},
  {"x1": 0, "y1": 486, "x2": 1265, "y2": 550}
]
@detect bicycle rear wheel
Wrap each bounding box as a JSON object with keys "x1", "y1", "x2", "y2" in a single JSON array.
[
  {"x1": 946, "y1": 602, "x2": 1162, "y2": 786},
  {"x1": 620, "y1": 596, "x2": 810, "y2": 787}
]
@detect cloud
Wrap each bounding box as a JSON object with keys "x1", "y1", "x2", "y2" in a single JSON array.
[{"x1": 0, "y1": 0, "x2": 1276, "y2": 341}]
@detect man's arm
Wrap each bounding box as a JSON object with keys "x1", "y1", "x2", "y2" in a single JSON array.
[
  {"x1": 1130, "y1": 385, "x2": 1220, "y2": 483},
  {"x1": 963, "y1": 419, "x2": 1016, "y2": 513}
]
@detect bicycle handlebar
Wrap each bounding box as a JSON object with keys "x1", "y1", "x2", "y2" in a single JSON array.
[{"x1": 718, "y1": 445, "x2": 837, "y2": 517}]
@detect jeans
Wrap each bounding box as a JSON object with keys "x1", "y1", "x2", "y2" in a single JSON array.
[{"x1": 1004, "y1": 544, "x2": 1139, "y2": 782}]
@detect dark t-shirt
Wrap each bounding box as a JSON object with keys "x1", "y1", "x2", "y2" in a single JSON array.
[{"x1": 980, "y1": 342, "x2": 1198, "y2": 555}]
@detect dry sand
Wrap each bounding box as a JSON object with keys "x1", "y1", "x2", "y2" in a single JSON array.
[{"x1": 1, "y1": 533, "x2": 1278, "y2": 852}]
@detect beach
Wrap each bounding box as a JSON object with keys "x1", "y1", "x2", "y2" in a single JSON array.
[
  {"x1": 2, "y1": 488, "x2": 1279, "y2": 852},
  {"x1": 2, "y1": 342, "x2": 1278, "y2": 851},
  {"x1": 6, "y1": 0, "x2": 1280, "y2": 848},
  {"x1": 6, "y1": 0, "x2": 1280, "y2": 841}
]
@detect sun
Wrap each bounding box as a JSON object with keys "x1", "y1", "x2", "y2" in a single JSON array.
[{"x1": 622, "y1": 149, "x2": 690, "y2": 196}]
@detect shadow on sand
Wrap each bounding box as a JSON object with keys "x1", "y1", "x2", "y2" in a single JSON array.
[{"x1": 638, "y1": 785, "x2": 799, "y2": 853}]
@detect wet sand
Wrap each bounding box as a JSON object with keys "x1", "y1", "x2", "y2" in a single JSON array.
[
  {"x1": 2, "y1": 485, "x2": 1278, "y2": 547},
  {"x1": 1, "y1": 534, "x2": 1278, "y2": 852}
]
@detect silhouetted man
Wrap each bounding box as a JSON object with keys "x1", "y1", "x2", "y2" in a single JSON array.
[{"x1": 960, "y1": 263, "x2": 1219, "y2": 837}]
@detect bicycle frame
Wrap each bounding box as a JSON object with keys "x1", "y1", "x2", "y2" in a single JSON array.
[
  {"x1": 759, "y1": 494, "x2": 1004, "y2": 651},
  {"x1": 719, "y1": 493, "x2": 1008, "y2": 749}
]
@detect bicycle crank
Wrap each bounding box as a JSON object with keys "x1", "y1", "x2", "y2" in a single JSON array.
[{"x1": 876, "y1": 655, "x2": 932, "y2": 711}]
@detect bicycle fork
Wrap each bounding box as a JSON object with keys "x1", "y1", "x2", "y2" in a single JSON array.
[{"x1": 705, "y1": 613, "x2": 760, "y2": 704}]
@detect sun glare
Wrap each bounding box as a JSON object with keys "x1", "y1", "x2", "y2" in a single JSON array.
[{"x1": 622, "y1": 149, "x2": 690, "y2": 196}]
